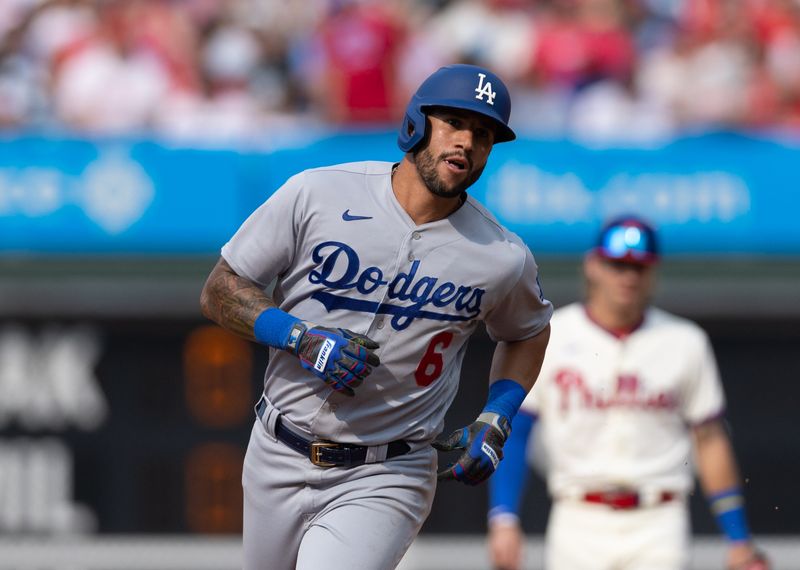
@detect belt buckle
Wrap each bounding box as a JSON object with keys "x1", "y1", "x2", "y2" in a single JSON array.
[{"x1": 310, "y1": 441, "x2": 339, "y2": 468}]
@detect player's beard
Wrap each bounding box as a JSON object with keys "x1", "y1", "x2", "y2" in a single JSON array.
[{"x1": 414, "y1": 147, "x2": 484, "y2": 198}]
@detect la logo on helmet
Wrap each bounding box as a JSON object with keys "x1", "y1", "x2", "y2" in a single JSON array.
[{"x1": 474, "y1": 73, "x2": 496, "y2": 105}]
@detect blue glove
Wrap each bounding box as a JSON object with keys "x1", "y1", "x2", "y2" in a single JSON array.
[
  {"x1": 433, "y1": 412, "x2": 510, "y2": 486},
  {"x1": 291, "y1": 322, "x2": 380, "y2": 397},
  {"x1": 254, "y1": 308, "x2": 380, "y2": 396},
  {"x1": 434, "y1": 380, "x2": 526, "y2": 486}
]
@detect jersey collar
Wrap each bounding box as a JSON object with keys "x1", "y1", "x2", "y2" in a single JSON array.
[{"x1": 583, "y1": 304, "x2": 646, "y2": 340}]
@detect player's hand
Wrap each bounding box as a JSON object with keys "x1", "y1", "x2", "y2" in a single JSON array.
[
  {"x1": 727, "y1": 543, "x2": 770, "y2": 570},
  {"x1": 291, "y1": 324, "x2": 380, "y2": 397},
  {"x1": 488, "y1": 520, "x2": 524, "y2": 570},
  {"x1": 433, "y1": 413, "x2": 508, "y2": 485}
]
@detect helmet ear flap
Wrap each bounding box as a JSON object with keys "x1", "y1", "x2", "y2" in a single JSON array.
[{"x1": 398, "y1": 104, "x2": 427, "y2": 152}]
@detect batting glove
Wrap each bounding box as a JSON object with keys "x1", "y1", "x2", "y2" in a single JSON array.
[
  {"x1": 288, "y1": 321, "x2": 380, "y2": 397},
  {"x1": 433, "y1": 412, "x2": 510, "y2": 486}
]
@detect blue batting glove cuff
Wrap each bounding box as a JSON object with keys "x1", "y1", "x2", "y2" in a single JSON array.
[
  {"x1": 488, "y1": 509, "x2": 521, "y2": 528},
  {"x1": 709, "y1": 488, "x2": 752, "y2": 543},
  {"x1": 482, "y1": 379, "x2": 527, "y2": 426},
  {"x1": 253, "y1": 308, "x2": 301, "y2": 350}
]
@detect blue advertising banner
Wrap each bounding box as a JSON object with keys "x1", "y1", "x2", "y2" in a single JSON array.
[
  {"x1": 0, "y1": 137, "x2": 245, "y2": 253},
  {"x1": 1, "y1": 132, "x2": 799, "y2": 256},
  {"x1": 478, "y1": 133, "x2": 800, "y2": 256}
]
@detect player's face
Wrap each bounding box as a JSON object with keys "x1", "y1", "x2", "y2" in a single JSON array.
[
  {"x1": 587, "y1": 255, "x2": 655, "y2": 313},
  {"x1": 413, "y1": 108, "x2": 495, "y2": 198}
]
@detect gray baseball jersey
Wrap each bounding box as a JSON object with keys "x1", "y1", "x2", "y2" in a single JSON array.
[{"x1": 222, "y1": 160, "x2": 552, "y2": 446}]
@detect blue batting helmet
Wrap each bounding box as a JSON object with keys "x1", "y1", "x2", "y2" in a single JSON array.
[
  {"x1": 594, "y1": 216, "x2": 660, "y2": 265},
  {"x1": 397, "y1": 64, "x2": 516, "y2": 153}
]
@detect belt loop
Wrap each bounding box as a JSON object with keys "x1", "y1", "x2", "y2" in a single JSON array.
[
  {"x1": 640, "y1": 488, "x2": 658, "y2": 508},
  {"x1": 255, "y1": 394, "x2": 279, "y2": 442},
  {"x1": 364, "y1": 443, "x2": 389, "y2": 464}
]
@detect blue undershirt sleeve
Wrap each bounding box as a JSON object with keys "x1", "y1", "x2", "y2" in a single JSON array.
[{"x1": 488, "y1": 411, "x2": 536, "y2": 522}]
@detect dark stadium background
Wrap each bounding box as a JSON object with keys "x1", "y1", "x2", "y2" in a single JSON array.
[{"x1": 3, "y1": 265, "x2": 797, "y2": 537}]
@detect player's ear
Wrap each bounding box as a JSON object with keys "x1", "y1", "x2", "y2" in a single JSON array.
[{"x1": 583, "y1": 253, "x2": 603, "y2": 285}]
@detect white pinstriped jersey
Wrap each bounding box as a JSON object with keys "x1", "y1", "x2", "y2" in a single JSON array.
[
  {"x1": 523, "y1": 303, "x2": 725, "y2": 496},
  {"x1": 222, "y1": 161, "x2": 552, "y2": 446}
]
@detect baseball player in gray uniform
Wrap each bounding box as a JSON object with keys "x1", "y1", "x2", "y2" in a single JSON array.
[
  {"x1": 487, "y1": 217, "x2": 768, "y2": 570},
  {"x1": 200, "y1": 64, "x2": 552, "y2": 570}
]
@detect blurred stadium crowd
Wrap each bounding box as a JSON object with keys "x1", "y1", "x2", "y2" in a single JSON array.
[{"x1": 2, "y1": 0, "x2": 800, "y2": 143}]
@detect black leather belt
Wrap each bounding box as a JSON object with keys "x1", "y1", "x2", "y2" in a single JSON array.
[{"x1": 256, "y1": 398, "x2": 410, "y2": 468}]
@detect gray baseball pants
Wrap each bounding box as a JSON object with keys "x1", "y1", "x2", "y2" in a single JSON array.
[{"x1": 242, "y1": 403, "x2": 437, "y2": 570}]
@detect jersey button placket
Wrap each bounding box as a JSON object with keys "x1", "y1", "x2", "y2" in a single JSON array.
[
  {"x1": 408, "y1": 230, "x2": 421, "y2": 261},
  {"x1": 608, "y1": 340, "x2": 627, "y2": 453},
  {"x1": 371, "y1": 231, "x2": 420, "y2": 335},
  {"x1": 368, "y1": 240, "x2": 402, "y2": 334}
]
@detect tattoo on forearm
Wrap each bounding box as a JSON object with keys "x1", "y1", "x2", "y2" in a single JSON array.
[{"x1": 202, "y1": 263, "x2": 275, "y2": 340}]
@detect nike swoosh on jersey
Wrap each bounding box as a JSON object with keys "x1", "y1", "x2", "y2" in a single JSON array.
[{"x1": 342, "y1": 209, "x2": 373, "y2": 221}]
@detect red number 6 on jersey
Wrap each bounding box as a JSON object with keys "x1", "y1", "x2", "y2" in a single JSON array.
[{"x1": 414, "y1": 331, "x2": 454, "y2": 387}]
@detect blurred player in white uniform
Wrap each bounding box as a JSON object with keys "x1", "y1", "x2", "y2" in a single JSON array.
[
  {"x1": 200, "y1": 64, "x2": 552, "y2": 570},
  {"x1": 487, "y1": 217, "x2": 768, "y2": 570}
]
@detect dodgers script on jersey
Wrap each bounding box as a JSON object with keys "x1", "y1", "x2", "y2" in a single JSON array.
[
  {"x1": 524, "y1": 303, "x2": 725, "y2": 497},
  {"x1": 222, "y1": 161, "x2": 552, "y2": 447}
]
